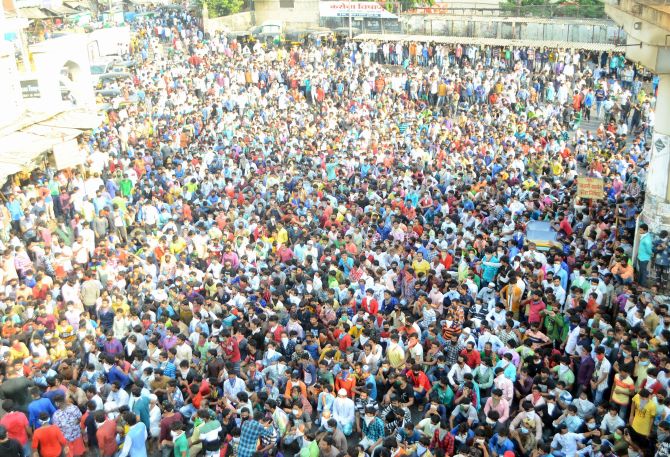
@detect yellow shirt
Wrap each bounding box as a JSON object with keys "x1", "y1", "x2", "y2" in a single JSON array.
[
  {"x1": 631, "y1": 394, "x2": 657, "y2": 436},
  {"x1": 611, "y1": 374, "x2": 635, "y2": 405},
  {"x1": 412, "y1": 259, "x2": 431, "y2": 277},
  {"x1": 388, "y1": 343, "x2": 406, "y2": 369},
  {"x1": 277, "y1": 227, "x2": 289, "y2": 246}
]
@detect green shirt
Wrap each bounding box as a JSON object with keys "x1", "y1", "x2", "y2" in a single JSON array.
[
  {"x1": 119, "y1": 179, "x2": 133, "y2": 197},
  {"x1": 299, "y1": 440, "x2": 319, "y2": 457},
  {"x1": 173, "y1": 433, "x2": 188, "y2": 457}
]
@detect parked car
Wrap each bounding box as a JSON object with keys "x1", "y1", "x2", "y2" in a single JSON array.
[{"x1": 525, "y1": 220, "x2": 563, "y2": 251}]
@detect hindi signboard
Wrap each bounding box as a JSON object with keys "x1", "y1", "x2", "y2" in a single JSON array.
[
  {"x1": 319, "y1": 1, "x2": 398, "y2": 19},
  {"x1": 577, "y1": 176, "x2": 604, "y2": 200}
]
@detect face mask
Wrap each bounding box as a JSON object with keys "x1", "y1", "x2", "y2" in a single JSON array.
[
  {"x1": 416, "y1": 445, "x2": 426, "y2": 455},
  {"x1": 103, "y1": 363, "x2": 112, "y2": 371},
  {"x1": 171, "y1": 431, "x2": 181, "y2": 439},
  {"x1": 292, "y1": 409, "x2": 299, "y2": 416},
  {"x1": 646, "y1": 377, "x2": 655, "y2": 386},
  {"x1": 520, "y1": 427, "x2": 529, "y2": 434},
  {"x1": 614, "y1": 433, "x2": 622, "y2": 440},
  {"x1": 364, "y1": 416, "x2": 374, "y2": 425},
  {"x1": 640, "y1": 360, "x2": 650, "y2": 366},
  {"x1": 622, "y1": 351, "x2": 629, "y2": 358},
  {"x1": 587, "y1": 422, "x2": 596, "y2": 430},
  {"x1": 281, "y1": 337, "x2": 289, "y2": 344}
]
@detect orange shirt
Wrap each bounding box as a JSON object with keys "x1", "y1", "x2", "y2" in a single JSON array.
[
  {"x1": 335, "y1": 375, "x2": 356, "y2": 397},
  {"x1": 32, "y1": 425, "x2": 67, "y2": 457}
]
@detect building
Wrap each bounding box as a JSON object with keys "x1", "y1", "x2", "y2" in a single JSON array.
[{"x1": 605, "y1": 0, "x2": 670, "y2": 234}]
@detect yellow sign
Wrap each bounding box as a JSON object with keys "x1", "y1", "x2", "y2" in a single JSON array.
[{"x1": 577, "y1": 176, "x2": 604, "y2": 200}]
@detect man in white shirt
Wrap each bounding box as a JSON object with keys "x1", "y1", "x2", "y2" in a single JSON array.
[
  {"x1": 447, "y1": 356, "x2": 472, "y2": 390},
  {"x1": 493, "y1": 367, "x2": 514, "y2": 404},
  {"x1": 551, "y1": 423, "x2": 599, "y2": 456},
  {"x1": 332, "y1": 388, "x2": 355, "y2": 436},
  {"x1": 223, "y1": 372, "x2": 245, "y2": 403}
]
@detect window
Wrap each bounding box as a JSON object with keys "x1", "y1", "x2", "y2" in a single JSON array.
[{"x1": 280, "y1": 0, "x2": 294, "y2": 8}]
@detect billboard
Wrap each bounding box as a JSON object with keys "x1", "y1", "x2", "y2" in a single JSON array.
[{"x1": 319, "y1": 1, "x2": 398, "y2": 19}]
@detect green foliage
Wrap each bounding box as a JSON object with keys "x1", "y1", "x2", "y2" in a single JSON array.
[
  {"x1": 500, "y1": 0, "x2": 605, "y2": 18},
  {"x1": 199, "y1": 0, "x2": 243, "y2": 18},
  {"x1": 397, "y1": 0, "x2": 435, "y2": 12}
]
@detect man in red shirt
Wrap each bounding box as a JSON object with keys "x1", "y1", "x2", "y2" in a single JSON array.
[
  {"x1": 460, "y1": 342, "x2": 482, "y2": 369},
  {"x1": 32, "y1": 413, "x2": 67, "y2": 457},
  {"x1": 221, "y1": 329, "x2": 241, "y2": 375},
  {"x1": 406, "y1": 364, "x2": 432, "y2": 404},
  {"x1": 94, "y1": 411, "x2": 118, "y2": 457},
  {"x1": 0, "y1": 400, "x2": 30, "y2": 457},
  {"x1": 361, "y1": 290, "x2": 379, "y2": 316}
]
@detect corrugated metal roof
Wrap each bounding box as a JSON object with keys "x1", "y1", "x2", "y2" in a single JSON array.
[
  {"x1": 0, "y1": 108, "x2": 103, "y2": 185},
  {"x1": 18, "y1": 7, "x2": 50, "y2": 19},
  {"x1": 353, "y1": 33, "x2": 624, "y2": 51},
  {"x1": 40, "y1": 109, "x2": 104, "y2": 130},
  {"x1": 42, "y1": 5, "x2": 80, "y2": 16}
]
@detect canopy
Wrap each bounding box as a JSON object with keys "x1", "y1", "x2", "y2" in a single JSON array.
[
  {"x1": 0, "y1": 109, "x2": 103, "y2": 184},
  {"x1": 353, "y1": 33, "x2": 624, "y2": 52},
  {"x1": 19, "y1": 7, "x2": 50, "y2": 19}
]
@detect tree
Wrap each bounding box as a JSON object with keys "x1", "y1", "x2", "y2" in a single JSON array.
[
  {"x1": 198, "y1": 0, "x2": 243, "y2": 17},
  {"x1": 500, "y1": 0, "x2": 604, "y2": 18}
]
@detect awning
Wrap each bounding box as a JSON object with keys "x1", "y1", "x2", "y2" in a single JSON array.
[
  {"x1": 21, "y1": 124, "x2": 83, "y2": 141},
  {"x1": 42, "y1": 5, "x2": 80, "y2": 16},
  {"x1": 0, "y1": 109, "x2": 103, "y2": 184},
  {"x1": 40, "y1": 109, "x2": 105, "y2": 130},
  {"x1": 353, "y1": 33, "x2": 624, "y2": 52},
  {"x1": 19, "y1": 7, "x2": 50, "y2": 19},
  {"x1": 63, "y1": 1, "x2": 89, "y2": 10}
]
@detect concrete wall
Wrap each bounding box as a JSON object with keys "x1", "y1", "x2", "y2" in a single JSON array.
[
  {"x1": 205, "y1": 11, "x2": 254, "y2": 33},
  {"x1": 254, "y1": 0, "x2": 319, "y2": 30},
  {"x1": 0, "y1": 41, "x2": 23, "y2": 129},
  {"x1": 25, "y1": 35, "x2": 95, "y2": 111}
]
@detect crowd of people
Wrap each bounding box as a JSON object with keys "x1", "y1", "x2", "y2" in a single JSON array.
[{"x1": 1, "y1": 6, "x2": 670, "y2": 457}]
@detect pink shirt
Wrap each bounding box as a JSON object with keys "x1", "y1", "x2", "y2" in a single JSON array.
[{"x1": 484, "y1": 397, "x2": 510, "y2": 423}]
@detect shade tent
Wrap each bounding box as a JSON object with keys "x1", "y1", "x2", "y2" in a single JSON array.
[
  {"x1": 353, "y1": 33, "x2": 624, "y2": 52},
  {"x1": 40, "y1": 109, "x2": 105, "y2": 130},
  {"x1": 18, "y1": 7, "x2": 50, "y2": 19},
  {"x1": 0, "y1": 109, "x2": 103, "y2": 185}
]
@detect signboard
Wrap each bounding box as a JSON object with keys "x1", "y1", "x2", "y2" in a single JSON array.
[
  {"x1": 647, "y1": 133, "x2": 670, "y2": 199},
  {"x1": 577, "y1": 176, "x2": 604, "y2": 200},
  {"x1": 20, "y1": 79, "x2": 41, "y2": 99},
  {"x1": 319, "y1": 1, "x2": 398, "y2": 19}
]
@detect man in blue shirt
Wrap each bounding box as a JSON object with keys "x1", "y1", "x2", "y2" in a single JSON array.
[
  {"x1": 489, "y1": 429, "x2": 515, "y2": 456},
  {"x1": 27, "y1": 387, "x2": 56, "y2": 429},
  {"x1": 637, "y1": 223, "x2": 653, "y2": 287}
]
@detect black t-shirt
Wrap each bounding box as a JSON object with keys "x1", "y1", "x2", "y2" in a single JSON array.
[
  {"x1": 533, "y1": 375, "x2": 556, "y2": 394},
  {"x1": 0, "y1": 438, "x2": 23, "y2": 457},
  {"x1": 396, "y1": 383, "x2": 414, "y2": 404}
]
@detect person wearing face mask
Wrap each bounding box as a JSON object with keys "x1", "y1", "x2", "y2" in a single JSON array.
[
  {"x1": 360, "y1": 406, "x2": 385, "y2": 451},
  {"x1": 610, "y1": 364, "x2": 635, "y2": 420},
  {"x1": 332, "y1": 388, "x2": 355, "y2": 436},
  {"x1": 633, "y1": 351, "x2": 655, "y2": 389},
  {"x1": 656, "y1": 420, "x2": 670, "y2": 455},
  {"x1": 510, "y1": 418, "x2": 538, "y2": 457},
  {"x1": 629, "y1": 388, "x2": 657, "y2": 447},
  {"x1": 599, "y1": 404, "x2": 625, "y2": 435},
  {"x1": 31, "y1": 412, "x2": 68, "y2": 457}
]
